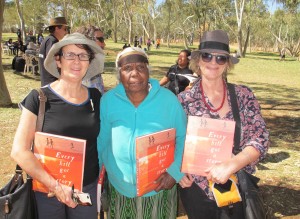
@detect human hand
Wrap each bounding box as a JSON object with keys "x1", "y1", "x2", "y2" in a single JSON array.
[
  {"x1": 48, "y1": 182, "x2": 78, "y2": 208},
  {"x1": 154, "y1": 172, "x2": 176, "y2": 192},
  {"x1": 205, "y1": 162, "x2": 235, "y2": 184},
  {"x1": 179, "y1": 174, "x2": 193, "y2": 188}
]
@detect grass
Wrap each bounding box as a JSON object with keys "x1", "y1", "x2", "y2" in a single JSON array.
[{"x1": 1, "y1": 37, "x2": 300, "y2": 219}]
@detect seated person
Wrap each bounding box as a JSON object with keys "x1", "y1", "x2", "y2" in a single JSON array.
[
  {"x1": 17, "y1": 37, "x2": 25, "y2": 53},
  {"x1": 6, "y1": 38, "x2": 19, "y2": 55},
  {"x1": 159, "y1": 49, "x2": 196, "y2": 95},
  {"x1": 24, "y1": 42, "x2": 38, "y2": 74},
  {"x1": 25, "y1": 42, "x2": 38, "y2": 56}
]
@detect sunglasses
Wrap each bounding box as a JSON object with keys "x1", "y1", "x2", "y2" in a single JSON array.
[
  {"x1": 94, "y1": 37, "x2": 105, "y2": 43},
  {"x1": 201, "y1": 53, "x2": 228, "y2": 65}
]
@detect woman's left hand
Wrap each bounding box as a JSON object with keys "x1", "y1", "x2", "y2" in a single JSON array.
[
  {"x1": 179, "y1": 174, "x2": 193, "y2": 188},
  {"x1": 154, "y1": 172, "x2": 176, "y2": 192},
  {"x1": 205, "y1": 162, "x2": 235, "y2": 184}
]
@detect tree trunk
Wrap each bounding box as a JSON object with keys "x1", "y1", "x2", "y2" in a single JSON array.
[
  {"x1": 242, "y1": 26, "x2": 250, "y2": 57},
  {"x1": 234, "y1": 0, "x2": 245, "y2": 57},
  {"x1": 166, "y1": 0, "x2": 171, "y2": 48},
  {"x1": 15, "y1": 0, "x2": 25, "y2": 41},
  {"x1": 113, "y1": 1, "x2": 118, "y2": 43},
  {"x1": 0, "y1": 0, "x2": 12, "y2": 106}
]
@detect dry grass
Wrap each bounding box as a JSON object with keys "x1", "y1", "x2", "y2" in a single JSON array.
[{"x1": 1, "y1": 41, "x2": 300, "y2": 218}]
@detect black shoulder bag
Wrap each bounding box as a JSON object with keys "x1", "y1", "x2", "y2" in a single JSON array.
[
  {"x1": 228, "y1": 83, "x2": 267, "y2": 219},
  {"x1": 0, "y1": 88, "x2": 47, "y2": 219}
]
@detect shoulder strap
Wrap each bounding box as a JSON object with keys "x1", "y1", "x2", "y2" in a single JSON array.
[
  {"x1": 227, "y1": 83, "x2": 241, "y2": 155},
  {"x1": 16, "y1": 88, "x2": 47, "y2": 173},
  {"x1": 36, "y1": 88, "x2": 47, "y2": 132}
]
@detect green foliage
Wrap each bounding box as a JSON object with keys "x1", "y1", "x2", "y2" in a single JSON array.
[{"x1": 3, "y1": 0, "x2": 300, "y2": 58}]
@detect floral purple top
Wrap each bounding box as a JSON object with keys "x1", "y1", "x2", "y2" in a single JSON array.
[{"x1": 178, "y1": 78, "x2": 269, "y2": 199}]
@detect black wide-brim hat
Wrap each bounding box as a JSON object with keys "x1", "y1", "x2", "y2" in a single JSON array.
[{"x1": 191, "y1": 30, "x2": 239, "y2": 64}]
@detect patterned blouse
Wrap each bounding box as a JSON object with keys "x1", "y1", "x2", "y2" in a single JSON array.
[{"x1": 178, "y1": 78, "x2": 269, "y2": 199}]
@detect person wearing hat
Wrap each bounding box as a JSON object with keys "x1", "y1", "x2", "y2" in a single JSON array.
[
  {"x1": 39, "y1": 16, "x2": 69, "y2": 86},
  {"x1": 97, "y1": 47, "x2": 187, "y2": 218},
  {"x1": 177, "y1": 30, "x2": 269, "y2": 218},
  {"x1": 11, "y1": 33, "x2": 105, "y2": 219},
  {"x1": 76, "y1": 25, "x2": 106, "y2": 94}
]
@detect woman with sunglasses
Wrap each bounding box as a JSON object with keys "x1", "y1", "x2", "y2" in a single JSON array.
[
  {"x1": 177, "y1": 30, "x2": 269, "y2": 219},
  {"x1": 76, "y1": 25, "x2": 106, "y2": 94}
]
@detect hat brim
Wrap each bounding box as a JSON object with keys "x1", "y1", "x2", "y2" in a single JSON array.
[
  {"x1": 44, "y1": 33, "x2": 105, "y2": 81},
  {"x1": 191, "y1": 49, "x2": 239, "y2": 64}
]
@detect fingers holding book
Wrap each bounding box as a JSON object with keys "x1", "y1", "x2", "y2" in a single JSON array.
[
  {"x1": 154, "y1": 172, "x2": 176, "y2": 192},
  {"x1": 179, "y1": 173, "x2": 193, "y2": 188},
  {"x1": 47, "y1": 180, "x2": 78, "y2": 208}
]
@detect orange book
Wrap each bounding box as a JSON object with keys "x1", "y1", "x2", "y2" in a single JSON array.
[
  {"x1": 136, "y1": 128, "x2": 175, "y2": 196},
  {"x1": 33, "y1": 131, "x2": 86, "y2": 193},
  {"x1": 181, "y1": 116, "x2": 235, "y2": 176}
]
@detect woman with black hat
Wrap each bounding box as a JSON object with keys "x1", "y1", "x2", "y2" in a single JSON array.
[
  {"x1": 11, "y1": 33, "x2": 105, "y2": 219},
  {"x1": 177, "y1": 30, "x2": 269, "y2": 219}
]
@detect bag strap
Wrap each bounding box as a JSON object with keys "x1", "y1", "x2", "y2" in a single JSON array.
[
  {"x1": 227, "y1": 83, "x2": 241, "y2": 155},
  {"x1": 36, "y1": 88, "x2": 47, "y2": 132},
  {"x1": 15, "y1": 88, "x2": 47, "y2": 173},
  {"x1": 174, "y1": 66, "x2": 179, "y2": 95}
]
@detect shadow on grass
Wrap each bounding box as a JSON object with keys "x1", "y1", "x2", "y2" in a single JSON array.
[
  {"x1": 13, "y1": 71, "x2": 41, "y2": 81},
  {"x1": 3, "y1": 63, "x2": 40, "y2": 81},
  {"x1": 0, "y1": 103, "x2": 19, "y2": 109},
  {"x1": 260, "y1": 185, "x2": 300, "y2": 218},
  {"x1": 260, "y1": 151, "x2": 290, "y2": 165},
  {"x1": 177, "y1": 184, "x2": 300, "y2": 218}
]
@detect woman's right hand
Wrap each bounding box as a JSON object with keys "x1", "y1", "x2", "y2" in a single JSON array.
[
  {"x1": 179, "y1": 174, "x2": 193, "y2": 188},
  {"x1": 48, "y1": 182, "x2": 78, "y2": 208}
]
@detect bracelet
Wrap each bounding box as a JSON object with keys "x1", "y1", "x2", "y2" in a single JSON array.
[{"x1": 241, "y1": 150, "x2": 252, "y2": 164}]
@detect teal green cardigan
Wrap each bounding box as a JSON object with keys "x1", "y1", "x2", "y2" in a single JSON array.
[{"x1": 97, "y1": 78, "x2": 187, "y2": 197}]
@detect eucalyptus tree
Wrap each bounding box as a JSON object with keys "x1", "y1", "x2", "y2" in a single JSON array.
[
  {"x1": 121, "y1": 0, "x2": 136, "y2": 44},
  {"x1": 269, "y1": 9, "x2": 300, "y2": 58},
  {"x1": 14, "y1": 0, "x2": 25, "y2": 39},
  {"x1": 138, "y1": 0, "x2": 161, "y2": 44},
  {"x1": 160, "y1": 0, "x2": 196, "y2": 49},
  {"x1": 3, "y1": 1, "x2": 19, "y2": 31},
  {"x1": 0, "y1": 0, "x2": 12, "y2": 106},
  {"x1": 215, "y1": 0, "x2": 265, "y2": 57},
  {"x1": 160, "y1": 0, "x2": 175, "y2": 47},
  {"x1": 187, "y1": 0, "x2": 216, "y2": 41},
  {"x1": 275, "y1": 0, "x2": 300, "y2": 13}
]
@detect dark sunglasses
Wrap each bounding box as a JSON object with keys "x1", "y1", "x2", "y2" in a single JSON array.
[
  {"x1": 201, "y1": 52, "x2": 228, "y2": 65},
  {"x1": 94, "y1": 37, "x2": 105, "y2": 43}
]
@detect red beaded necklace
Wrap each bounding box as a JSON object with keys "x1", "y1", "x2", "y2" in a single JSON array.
[{"x1": 200, "y1": 80, "x2": 226, "y2": 112}]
